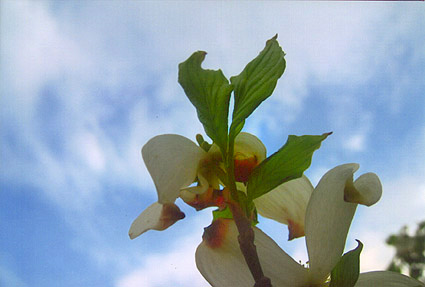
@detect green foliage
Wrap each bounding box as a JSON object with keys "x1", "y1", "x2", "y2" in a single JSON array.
[
  {"x1": 212, "y1": 206, "x2": 233, "y2": 221},
  {"x1": 179, "y1": 36, "x2": 329, "y2": 219},
  {"x1": 330, "y1": 240, "x2": 363, "y2": 287},
  {"x1": 178, "y1": 51, "x2": 233, "y2": 156},
  {"x1": 229, "y1": 35, "x2": 286, "y2": 141},
  {"x1": 386, "y1": 221, "x2": 425, "y2": 282},
  {"x1": 246, "y1": 133, "x2": 331, "y2": 200},
  {"x1": 179, "y1": 36, "x2": 286, "y2": 158}
]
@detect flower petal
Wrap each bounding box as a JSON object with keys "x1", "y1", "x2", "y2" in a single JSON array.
[
  {"x1": 234, "y1": 132, "x2": 267, "y2": 162},
  {"x1": 234, "y1": 132, "x2": 267, "y2": 182},
  {"x1": 180, "y1": 172, "x2": 209, "y2": 195},
  {"x1": 254, "y1": 175, "x2": 314, "y2": 240},
  {"x1": 356, "y1": 271, "x2": 425, "y2": 286},
  {"x1": 129, "y1": 202, "x2": 185, "y2": 239},
  {"x1": 142, "y1": 134, "x2": 206, "y2": 203},
  {"x1": 345, "y1": 172, "x2": 382, "y2": 206},
  {"x1": 305, "y1": 163, "x2": 359, "y2": 284},
  {"x1": 196, "y1": 219, "x2": 309, "y2": 287}
]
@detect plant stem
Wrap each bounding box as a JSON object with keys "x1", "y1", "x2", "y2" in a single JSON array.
[
  {"x1": 226, "y1": 136, "x2": 271, "y2": 287},
  {"x1": 229, "y1": 203, "x2": 272, "y2": 287}
]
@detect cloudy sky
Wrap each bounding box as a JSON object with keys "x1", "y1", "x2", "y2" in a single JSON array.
[{"x1": 1, "y1": 1, "x2": 424, "y2": 286}]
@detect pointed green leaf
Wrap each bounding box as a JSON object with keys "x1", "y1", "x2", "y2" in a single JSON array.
[
  {"x1": 229, "y1": 35, "x2": 286, "y2": 140},
  {"x1": 178, "y1": 51, "x2": 233, "y2": 155},
  {"x1": 330, "y1": 240, "x2": 363, "y2": 287},
  {"x1": 247, "y1": 133, "x2": 331, "y2": 200}
]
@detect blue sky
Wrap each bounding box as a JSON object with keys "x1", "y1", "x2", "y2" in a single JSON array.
[{"x1": 1, "y1": 1, "x2": 424, "y2": 286}]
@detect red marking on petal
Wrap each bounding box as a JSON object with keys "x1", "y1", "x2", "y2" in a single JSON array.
[
  {"x1": 234, "y1": 156, "x2": 258, "y2": 182},
  {"x1": 215, "y1": 195, "x2": 225, "y2": 209},
  {"x1": 159, "y1": 203, "x2": 185, "y2": 230},
  {"x1": 185, "y1": 188, "x2": 215, "y2": 210},
  {"x1": 203, "y1": 219, "x2": 229, "y2": 249},
  {"x1": 287, "y1": 219, "x2": 304, "y2": 241},
  {"x1": 185, "y1": 188, "x2": 228, "y2": 211}
]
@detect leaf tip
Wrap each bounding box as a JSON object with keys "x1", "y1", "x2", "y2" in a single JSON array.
[
  {"x1": 354, "y1": 239, "x2": 364, "y2": 251},
  {"x1": 193, "y1": 50, "x2": 207, "y2": 64},
  {"x1": 267, "y1": 34, "x2": 278, "y2": 44}
]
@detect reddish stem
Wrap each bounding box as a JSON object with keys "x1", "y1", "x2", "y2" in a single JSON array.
[{"x1": 229, "y1": 203, "x2": 272, "y2": 287}]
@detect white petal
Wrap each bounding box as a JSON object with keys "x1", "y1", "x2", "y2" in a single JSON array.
[
  {"x1": 142, "y1": 134, "x2": 206, "y2": 204},
  {"x1": 305, "y1": 163, "x2": 359, "y2": 284},
  {"x1": 254, "y1": 175, "x2": 313, "y2": 240},
  {"x1": 128, "y1": 202, "x2": 185, "y2": 239},
  {"x1": 233, "y1": 132, "x2": 267, "y2": 182},
  {"x1": 180, "y1": 172, "x2": 209, "y2": 195},
  {"x1": 234, "y1": 132, "x2": 267, "y2": 162},
  {"x1": 196, "y1": 219, "x2": 309, "y2": 287},
  {"x1": 345, "y1": 172, "x2": 382, "y2": 206},
  {"x1": 356, "y1": 271, "x2": 425, "y2": 286}
]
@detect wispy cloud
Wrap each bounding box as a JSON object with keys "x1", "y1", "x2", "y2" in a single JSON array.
[{"x1": 116, "y1": 230, "x2": 209, "y2": 287}]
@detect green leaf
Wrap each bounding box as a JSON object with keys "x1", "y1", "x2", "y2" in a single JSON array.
[
  {"x1": 247, "y1": 132, "x2": 331, "y2": 200},
  {"x1": 212, "y1": 206, "x2": 233, "y2": 221},
  {"x1": 178, "y1": 51, "x2": 233, "y2": 155},
  {"x1": 229, "y1": 35, "x2": 286, "y2": 140},
  {"x1": 330, "y1": 240, "x2": 363, "y2": 287}
]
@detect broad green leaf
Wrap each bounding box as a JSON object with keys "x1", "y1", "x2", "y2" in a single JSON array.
[
  {"x1": 178, "y1": 51, "x2": 233, "y2": 155},
  {"x1": 330, "y1": 240, "x2": 363, "y2": 287},
  {"x1": 247, "y1": 133, "x2": 331, "y2": 200},
  {"x1": 229, "y1": 35, "x2": 286, "y2": 140}
]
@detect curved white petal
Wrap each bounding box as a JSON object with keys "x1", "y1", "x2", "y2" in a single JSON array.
[
  {"x1": 179, "y1": 189, "x2": 197, "y2": 204},
  {"x1": 305, "y1": 163, "x2": 359, "y2": 284},
  {"x1": 129, "y1": 202, "x2": 185, "y2": 239},
  {"x1": 180, "y1": 172, "x2": 209, "y2": 195},
  {"x1": 254, "y1": 175, "x2": 314, "y2": 240},
  {"x1": 142, "y1": 134, "x2": 206, "y2": 204},
  {"x1": 234, "y1": 132, "x2": 267, "y2": 162},
  {"x1": 356, "y1": 271, "x2": 425, "y2": 286},
  {"x1": 196, "y1": 219, "x2": 309, "y2": 287},
  {"x1": 345, "y1": 172, "x2": 382, "y2": 206}
]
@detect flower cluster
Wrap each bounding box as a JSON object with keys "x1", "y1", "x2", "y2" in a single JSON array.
[
  {"x1": 129, "y1": 133, "x2": 422, "y2": 286},
  {"x1": 128, "y1": 36, "x2": 424, "y2": 287}
]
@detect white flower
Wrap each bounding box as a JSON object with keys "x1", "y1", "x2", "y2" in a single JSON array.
[
  {"x1": 129, "y1": 132, "x2": 315, "y2": 240},
  {"x1": 196, "y1": 164, "x2": 424, "y2": 286},
  {"x1": 129, "y1": 134, "x2": 206, "y2": 239},
  {"x1": 128, "y1": 132, "x2": 265, "y2": 239}
]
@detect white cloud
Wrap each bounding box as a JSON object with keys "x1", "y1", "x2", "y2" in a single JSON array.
[
  {"x1": 74, "y1": 132, "x2": 106, "y2": 172},
  {"x1": 0, "y1": 0, "x2": 88, "y2": 118},
  {"x1": 343, "y1": 133, "x2": 367, "y2": 152},
  {"x1": 116, "y1": 241, "x2": 208, "y2": 287},
  {"x1": 116, "y1": 223, "x2": 210, "y2": 287}
]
